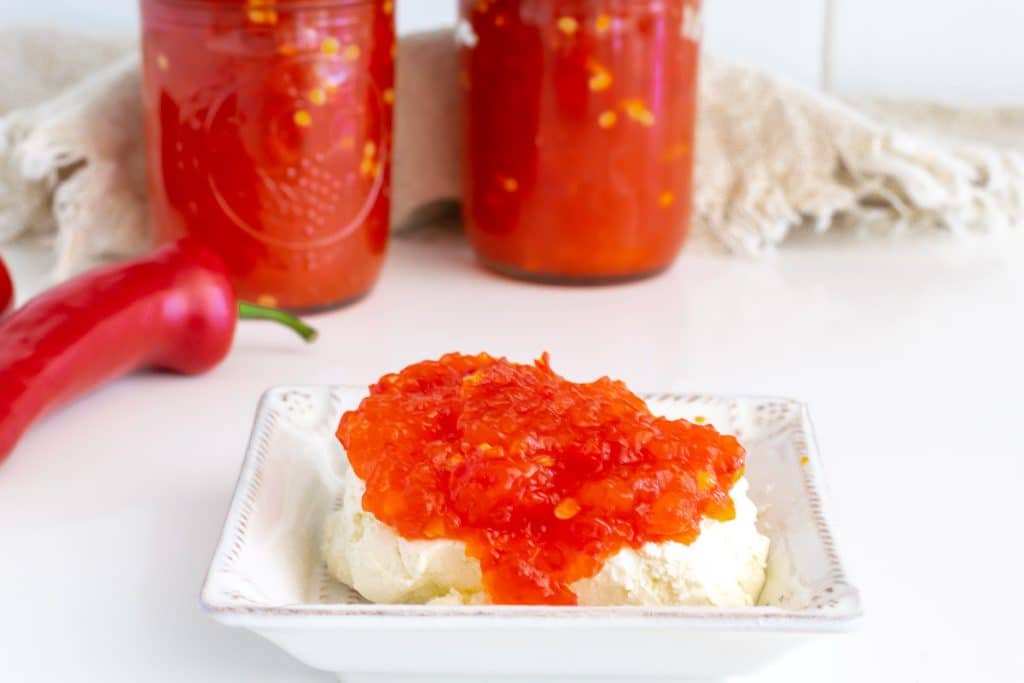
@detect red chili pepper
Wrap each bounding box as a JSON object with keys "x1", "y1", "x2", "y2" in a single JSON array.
[
  {"x1": 0, "y1": 253, "x2": 13, "y2": 316},
  {"x1": 0, "y1": 239, "x2": 316, "y2": 464}
]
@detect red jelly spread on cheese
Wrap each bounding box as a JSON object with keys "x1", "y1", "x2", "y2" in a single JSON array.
[{"x1": 337, "y1": 353, "x2": 745, "y2": 605}]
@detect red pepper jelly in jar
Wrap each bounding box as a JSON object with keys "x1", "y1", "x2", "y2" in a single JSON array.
[
  {"x1": 459, "y1": 1, "x2": 702, "y2": 283},
  {"x1": 140, "y1": 0, "x2": 396, "y2": 311}
]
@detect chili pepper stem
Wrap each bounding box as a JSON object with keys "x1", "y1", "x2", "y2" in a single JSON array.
[{"x1": 238, "y1": 302, "x2": 319, "y2": 343}]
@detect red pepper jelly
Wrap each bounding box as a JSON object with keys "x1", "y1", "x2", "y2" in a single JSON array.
[
  {"x1": 458, "y1": 1, "x2": 703, "y2": 283},
  {"x1": 337, "y1": 353, "x2": 745, "y2": 605},
  {"x1": 140, "y1": 0, "x2": 396, "y2": 311}
]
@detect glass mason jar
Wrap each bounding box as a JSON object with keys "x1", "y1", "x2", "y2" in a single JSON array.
[
  {"x1": 140, "y1": 0, "x2": 396, "y2": 311},
  {"x1": 458, "y1": 0, "x2": 702, "y2": 283}
]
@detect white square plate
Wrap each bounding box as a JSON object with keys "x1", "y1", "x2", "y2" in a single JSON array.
[{"x1": 201, "y1": 387, "x2": 861, "y2": 682}]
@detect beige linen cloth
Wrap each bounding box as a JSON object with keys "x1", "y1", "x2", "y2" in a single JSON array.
[{"x1": 1, "y1": 26, "x2": 1022, "y2": 277}]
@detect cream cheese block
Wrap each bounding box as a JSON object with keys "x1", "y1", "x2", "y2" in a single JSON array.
[{"x1": 323, "y1": 466, "x2": 769, "y2": 606}]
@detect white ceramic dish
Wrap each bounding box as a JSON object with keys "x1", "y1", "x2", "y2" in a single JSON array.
[{"x1": 201, "y1": 387, "x2": 861, "y2": 682}]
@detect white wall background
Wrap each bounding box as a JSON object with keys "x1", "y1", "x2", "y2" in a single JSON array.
[{"x1": 1, "y1": 0, "x2": 1021, "y2": 105}]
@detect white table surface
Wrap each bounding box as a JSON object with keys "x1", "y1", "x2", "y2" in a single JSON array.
[{"x1": 1, "y1": 226, "x2": 1022, "y2": 681}]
